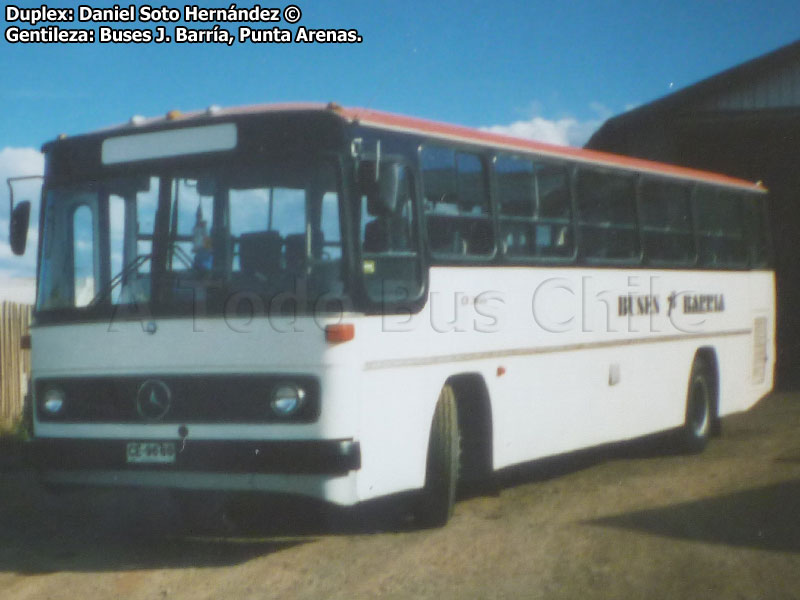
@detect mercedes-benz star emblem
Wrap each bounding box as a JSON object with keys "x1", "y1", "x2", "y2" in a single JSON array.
[{"x1": 136, "y1": 379, "x2": 172, "y2": 421}]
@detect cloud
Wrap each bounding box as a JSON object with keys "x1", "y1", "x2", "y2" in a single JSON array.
[
  {"x1": 481, "y1": 103, "x2": 612, "y2": 147},
  {"x1": 0, "y1": 147, "x2": 44, "y2": 179},
  {"x1": 588, "y1": 102, "x2": 614, "y2": 121},
  {"x1": 0, "y1": 273, "x2": 34, "y2": 304},
  {"x1": 0, "y1": 147, "x2": 43, "y2": 303},
  {"x1": 482, "y1": 117, "x2": 584, "y2": 146}
]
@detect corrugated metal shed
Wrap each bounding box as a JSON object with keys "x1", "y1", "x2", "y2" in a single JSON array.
[
  {"x1": 589, "y1": 40, "x2": 800, "y2": 157},
  {"x1": 587, "y1": 39, "x2": 800, "y2": 387},
  {"x1": 703, "y1": 60, "x2": 800, "y2": 111}
]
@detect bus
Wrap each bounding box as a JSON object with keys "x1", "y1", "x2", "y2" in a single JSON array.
[{"x1": 8, "y1": 102, "x2": 774, "y2": 526}]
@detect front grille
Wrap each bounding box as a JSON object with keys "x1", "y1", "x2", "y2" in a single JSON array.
[{"x1": 35, "y1": 375, "x2": 320, "y2": 424}]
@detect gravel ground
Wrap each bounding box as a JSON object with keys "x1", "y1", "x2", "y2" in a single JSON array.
[{"x1": 1, "y1": 391, "x2": 799, "y2": 599}]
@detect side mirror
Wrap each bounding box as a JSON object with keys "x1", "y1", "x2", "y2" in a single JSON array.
[
  {"x1": 358, "y1": 161, "x2": 402, "y2": 217},
  {"x1": 377, "y1": 163, "x2": 403, "y2": 214},
  {"x1": 9, "y1": 200, "x2": 31, "y2": 256}
]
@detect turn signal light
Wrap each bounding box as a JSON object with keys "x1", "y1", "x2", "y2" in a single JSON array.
[{"x1": 325, "y1": 323, "x2": 355, "y2": 343}]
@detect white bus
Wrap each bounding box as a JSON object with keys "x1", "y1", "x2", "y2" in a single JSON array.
[{"x1": 8, "y1": 103, "x2": 774, "y2": 526}]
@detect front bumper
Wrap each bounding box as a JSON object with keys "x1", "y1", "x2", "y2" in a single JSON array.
[{"x1": 28, "y1": 438, "x2": 361, "y2": 475}]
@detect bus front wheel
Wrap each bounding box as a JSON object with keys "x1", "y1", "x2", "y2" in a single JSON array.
[
  {"x1": 415, "y1": 384, "x2": 461, "y2": 528},
  {"x1": 680, "y1": 360, "x2": 713, "y2": 453}
]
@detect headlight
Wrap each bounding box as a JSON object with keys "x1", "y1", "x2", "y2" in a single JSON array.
[
  {"x1": 42, "y1": 387, "x2": 66, "y2": 415},
  {"x1": 270, "y1": 384, "x2": 306, "y2": 417}
]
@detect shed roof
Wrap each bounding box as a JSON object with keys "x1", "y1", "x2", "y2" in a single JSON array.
[{"x1": 589, "y1": 39, "x2": 800, "y2": 146}]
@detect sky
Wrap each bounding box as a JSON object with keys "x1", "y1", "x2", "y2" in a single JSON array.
[{"x1": 1, "y1": 0, "x2": 799, "y2": 302}]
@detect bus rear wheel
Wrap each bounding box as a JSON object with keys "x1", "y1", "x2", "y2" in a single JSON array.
[
  {"x1": 679, "y1": 360, "x2": 713, "y2": 453},
  {"x1": 415, "y1": 384, "x2": 460, "y2": 528}
]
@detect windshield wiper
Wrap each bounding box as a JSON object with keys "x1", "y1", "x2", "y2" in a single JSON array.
[{"x1": 88, "y1": 254, "x2": 151, "y2": 306}]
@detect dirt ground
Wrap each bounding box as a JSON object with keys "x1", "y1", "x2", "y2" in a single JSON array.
[{"x1": 1, "y1": 391, "x2": 799, "y2": 600}]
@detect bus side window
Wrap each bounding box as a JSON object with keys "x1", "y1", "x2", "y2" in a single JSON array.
[
  {"x1": 496, "y1": 154, "x2": 535, "y2": 257},
  {"x1": 360, "y1": 164, "x2": 423, "y2": 303},
  {"x1": 496, "y1": 155, "x2": 573, "y2": 260},
  {"x1": 639, "y1": 178, "x2": 695, "y2": 266},
  {"x1": 421, "y1": 146, "x2": 493, "y2": 258},
  {"x1": 534, "y1": 162, "x2": 573, "y2": 258},
  {"x1": 694, "y1": 186, "x2": 747, "y2": 268},
  {"x1": 742, "y1": 194, "x2": 770, "y2": 268},
  {"x1": 575, "y1": 168, "x2": 638, "y2": 262}
]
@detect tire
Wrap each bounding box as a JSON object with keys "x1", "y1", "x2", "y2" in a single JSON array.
[
  {"x1": 415, "y1": 384, "x2": 460, "y2": 528},
  {"x1": 679, "y1": 360, "x2": 713, "y2": 454}
]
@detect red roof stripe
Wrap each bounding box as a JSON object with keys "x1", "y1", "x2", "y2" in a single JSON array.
[
  {"x1": 93, "y1": 102, "x2": 763, "y2": 192},
  {"x1": 337, "y1": 106, "x2": 764, "y2": 192}
]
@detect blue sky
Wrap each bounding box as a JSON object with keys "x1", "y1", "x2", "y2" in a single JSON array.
[{"x1": 1, "y1": 0, "x2": 799, "y2": 300}]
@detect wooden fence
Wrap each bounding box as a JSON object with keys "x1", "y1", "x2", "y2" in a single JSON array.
[{"x1": 0, "y1": 302, "x2": 32, "y2": 431}]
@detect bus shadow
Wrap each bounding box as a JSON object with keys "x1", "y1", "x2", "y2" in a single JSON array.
[
  {"x1": 4, "y1": 535, "x2": 304, "y2": 576},
  {"x1": 0, "y1": 470, "x2": 309, "y2": 574},
  {"x1": 224, "y1": 492, "x2": 422, "y2": 537},
  {"x1": 586, "y1": 478, "x2": 800, "y2": 553},
  {"x1": 0, "y1": 464, "x2": 424, "y2": 574},
  {"x1": 488, "y1": 431, "x2": 681, "y2": 494}
]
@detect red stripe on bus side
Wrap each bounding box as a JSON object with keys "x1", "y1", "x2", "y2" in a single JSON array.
[{"x1": 339, "y1": 107, "x2": 763, "y2": 192}]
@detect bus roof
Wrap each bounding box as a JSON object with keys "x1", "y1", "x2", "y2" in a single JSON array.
[{"x1": 54, "y1": 102, "x2": 766, "y2": 193}]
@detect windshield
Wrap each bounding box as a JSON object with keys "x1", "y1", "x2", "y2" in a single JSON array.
[{"x1": 36, "y1": 159, "x2": 347, "y2": 317}]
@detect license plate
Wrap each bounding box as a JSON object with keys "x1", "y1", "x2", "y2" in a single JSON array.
[{"x1": 126, "y1": 441, "x2": 176, "y2": 464}]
